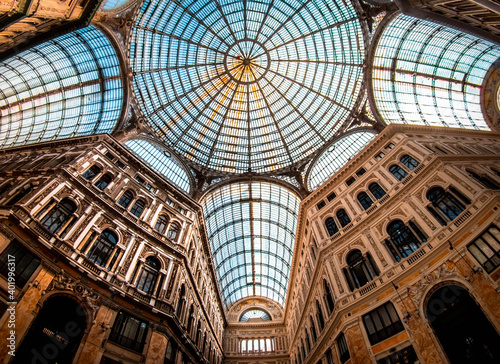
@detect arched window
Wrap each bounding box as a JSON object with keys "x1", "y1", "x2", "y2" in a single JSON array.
[
  {"x1": 427, "y1": 187, "x2": 465, "y2": 223},
  {"x1": 368, "y1": 182, "x2": 386, "y2": 200},
  {"x1": 176, "y1": 284, "x2": 186, "y2": 318},
  {"x1": 40, "y1": 198, "x2": 77, "y2": 235},
  {"x1": 325, "y1": 217, "x2": 339, "y2": 236},
  {"x1": 385, "y1": 220, "x2": 423, "y2": 262},
  {"x1": 466, "y1": 169, "x2": 500, "y2": 190},
  {"x1": 187, "y1": 305, "x2": 195, "y2": 334},
  {"x1": 309, "y1": 316, "x2": 317, "y2": 342},
  {"x1": 336, "y1": 209, "x2": 351, "y2": 227},
  {"x1": 323, "y1": 279, "x2": 334, "y2": 314},
  {"x1": 0, "y1": 182, "x2": 12, "y2": 197},
  {"x1": 400, "y1": 155, "x2": 419, "y2": 170},
  {"x1": 389, "y1": 165, "x2": 408, "y2": 181},
  {"x1": 154, "y1": 214, "x2": 169, "y2": 234},
  {"x1": 167, "y1": 223, "x2": 180, "y2": 241},
  {"x1": 316, "y1": 300, "x2": 325, "y2": 331},
  {"x1": 357, "y1": 192, "x2": 373, "y2": 210},
  {"x1": 195, "y1": 321, "x2": 201, "y2": 346},
  {"x1": 82, "y1": 165, "x2": 101, "y2": 181},
  {"x1": 136, "y1": 257, "x2": 160, "y2": 295},
  {"x1": 86, "y1": 229, "x2": 118, "y2": 267},
  {"x1": 118, "y1": 190, "x2": 133, "y2": 208},
  {"x1": 343, "y1": 249, "x2": 379, "y2": 291},
  {"x1": 94, "y1": 174, "x2": 112, "y2": 190},
  {"x1": 164, "y1": 338, "x2": 178, "y2": 364},
  {"x1": 130, "y1": 199, "x2": 145, "y2": 217}
]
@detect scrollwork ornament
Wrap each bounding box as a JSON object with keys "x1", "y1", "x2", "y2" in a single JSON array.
[
  {"x1": 48, "y1": 271, "x2": 102, "y2": 319},
  {"x1": 408, "y1": 263, "x2": 459, "y2": 308}
]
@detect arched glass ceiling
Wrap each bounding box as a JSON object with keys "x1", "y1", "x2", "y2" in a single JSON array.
[
  {"x1": 101, "y1": 0, "x2": 131, "y2": 10},
  {"x1": 0, "y1": 26, "x2": 123, "y2": 149},
  {"x1": 130, "y1": 0, "x2": 365, "y2": 174},
  {"x1": 125, "y1": 139, "x2": 191, "y2": 194},
  {"x1": 308, "y1": 131, "x2": 375, "y2": 190},
  {"x1": 239, "y1": 309, "x2": 272, "y2": 322},
  {"x1": 372, "y1": 14, "x2": 500, "y2": 130},
  {"x1": 202, "y1": 181, "x2": 300, "y2": 307}
]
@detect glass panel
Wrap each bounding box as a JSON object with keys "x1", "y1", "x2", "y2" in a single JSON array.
[
  {"x1": 0, "y1": 26, "x2": 122, "y2": 148},
  {"x1": 309, "y1": 131, "x2": 376, "y2": 190},
  {"x1": 202, "y1": 181, "x2": 300, "y2": 307},
  {"x1": 373, "y1": 14, "x2": 500, "y2": 130},
  {"x1": 125, "y1": 139, "x2": 191, "y2": 193}
]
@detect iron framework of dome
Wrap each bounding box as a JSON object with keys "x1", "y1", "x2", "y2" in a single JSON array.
[{"x1": 130, "y1": 0, "x2": 366, "y2": 175}]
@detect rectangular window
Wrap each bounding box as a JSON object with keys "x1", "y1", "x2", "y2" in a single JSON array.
[
  {"x1": 385, "y1": 143, "x2": 395, "y2": 151},
  {"x1": 356, "y1": 168, "x2": 366, "y2": 177},
  {"x1": 337, "y1": 332, "x2": 350, "y2": 364},
  {"x1": 376, "y1": 344, "x2": 418, "y2": 364},
  {"x1": 164, "y1": 338, "x2": 178, "y2": 364},
  {"x1": 317, "y1": 201, "x2": 326, "y2": 210},
  {"x1": 0, "y1": 240, "x2": 41, "y2": 289},
  {"x1": 109, "y1": 311, "x2": 148, "y2": 353},
  {"x1": 362, "y1": 301, "x2": 404, "y2": 345},
  {"x1": 115, "y1": 160, "x2": 125, "y2": 169},
  {"x1": 325, "y1": 348, "x2": 335, "y2": 364},
  {"x1": 375, "y1": 152, "x2": 385, "y2": 161},
  {"x1": 105, "y1": 152, "x2": 115, "y2": 161},
  {"x1": 467, "y1": 225, "x2": 500, "y2": 273},
  {"x1": 327, "y1": 192, "x2": 336, "y2": 202},
  {"x1": 346, "y1": 177, "x2": 356, "y2": 186},
  {"x1": 135, "y1": 175, "x2": 145, "y2": 184}
]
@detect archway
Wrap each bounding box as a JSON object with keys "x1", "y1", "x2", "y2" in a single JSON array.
[
  {"x1": 425, "y1": 284, "x2": 500, "y2": 363},
  {"x1": 13, "y1": 295, "x2": 87, "y2": 364}
]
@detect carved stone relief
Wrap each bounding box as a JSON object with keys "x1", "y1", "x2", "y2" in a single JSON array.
[
  {"x1": 443, "y1": 169, "x2": 476, "y2": 194},
  {"x1": 408, "y1": 263, "x2": 461, "y2": 308},
  {"x1": 407, "y1": 200, "x2": 437, "y2": 231},
  {"x1": 120, "y1": 240, "x2": 139, "y2": 275},
  {"x1": 27, "y1": 180, "x2": 58, "y2": 210},
  {"x1": 378, "y1": 170, "x2": 393, "y2": 186},
  {"x1": 47, "y1": 271, "x2": 102, "y2": 319},
  {"x1": 363, "y1": 230, "x2": 387, "y2": 267}
]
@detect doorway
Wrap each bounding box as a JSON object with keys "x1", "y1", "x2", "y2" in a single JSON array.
[
  {"x1": 12, "y1": 295, "x2": 87, "y2": 364},
  {"x1": 425, "y1": 284, "x2": 500, "y2": 363}
]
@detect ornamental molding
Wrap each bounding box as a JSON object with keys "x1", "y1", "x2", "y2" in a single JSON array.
[
  {"x1": 407, "y1": 263, "x2": 461, "y2": 308},
  {"x1": 47, "y1": 270, "x2": 102, "y2": 319}
]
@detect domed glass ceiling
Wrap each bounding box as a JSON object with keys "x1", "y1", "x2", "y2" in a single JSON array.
[{"x1": 130, "y1": 0, "x2": 365, "y2": 174}]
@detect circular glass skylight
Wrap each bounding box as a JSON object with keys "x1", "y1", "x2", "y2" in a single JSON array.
[{"x1": 130, "y1": 0, "x2": 365, "y2": 174}]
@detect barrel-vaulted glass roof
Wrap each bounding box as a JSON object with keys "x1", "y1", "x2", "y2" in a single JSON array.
[
  {"x1": 130, "y1": 0, "x2": 365, "y2": 174},
  {"x1": 372, "y1": 14, "x2": 500, "y2": 130},
  {"x1": 202, "y1": 181, "x2": 300, "y2": 307},
  {"x1": 125, "y1": 139, "x2": 192, "y2": 194},
  {"x1": 0, "y1": 26, "x2": 123, "y2": 148},
  {"x1": 308, "y1": 130, "x2": 376, "y2": 190}
]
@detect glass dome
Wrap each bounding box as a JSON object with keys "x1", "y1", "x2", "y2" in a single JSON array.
[{"x1": 130, "y1": 0, "x2": 365, "y2": 174}]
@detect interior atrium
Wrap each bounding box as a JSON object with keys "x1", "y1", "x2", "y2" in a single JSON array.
[{"x1": 1, "y1": 0, "x2": 500, "y2": 363}]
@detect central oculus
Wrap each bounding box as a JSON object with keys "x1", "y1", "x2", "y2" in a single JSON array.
[{"x1": 224, "y1": 41, "x2": 270, "y2": 84}]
